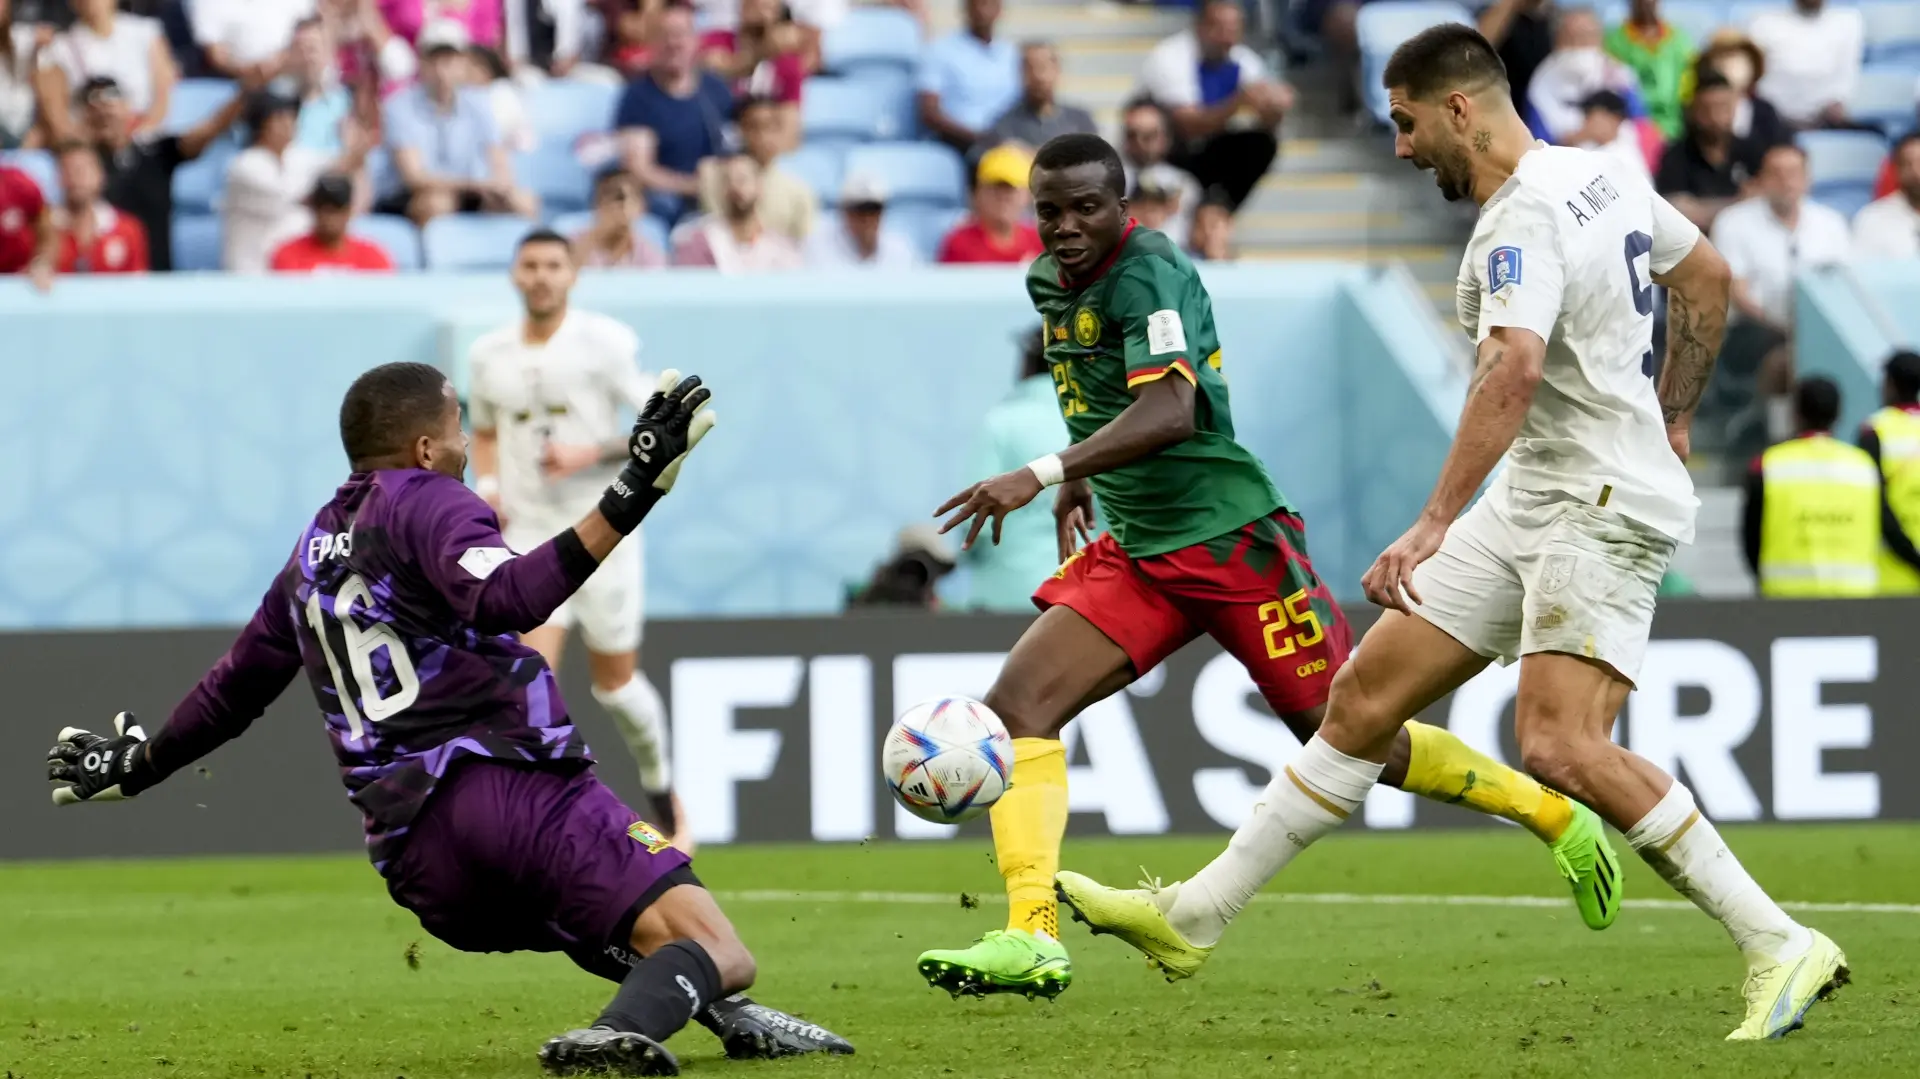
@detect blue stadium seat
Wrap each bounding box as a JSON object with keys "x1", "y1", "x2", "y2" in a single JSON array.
[
  {"x1": 822, "y1": 7, "x2": 922, "y2": 76},
  {"x1": 423, "y1": 214, "x2": 537, "y2": 270},
  {"x1": 1815, "y1": 184, "x2": 1875, "y2": 219},
  {"x1": 1661, "y1": 1, "x2": 1732, "y2": 45},
  {"x1": 524, "y1": 79, "x2": 621, "y2": 147},
  {"x1": 551, "y1": 210, "x2": 593, "y2": 237},
  {"x1": 166, "y1": 78, "x2": 235, "y2": 134},
  {"x1": 888, "y1": 204, "x2": 965, "y2": 261},
  {"x1": 1355, "y1": 2, "x2": 1475, "y2": 124},
  {"x1": 171, "y1": 214, "x2": 222, "y2": 271},
  {"x1": 514, "y1": 145, "x2": 593, "y2": 212},
  {"x1": 348, "y1": 214, "x2": 423, "y2": 271},
  {"x1": 777, "y1": 143, "x2": 846, "y2": 204},
  {"x1": 1799, "y1": 129, "x2": 1891, "y2": 189},
  {"x1": 1, "y1": 149, "x2": 58, "y2": 202},
  {"x1": 171, "y1": 143, "x2": 235, "y2": 214},
  {"x1": 1851, "y1": 64, "x2": 1920, "y2": 132},
  {"x1": 1728, "y1": 0, "x2": 1784, "y2": 26},
  {"x1": 1863, "y1": 1, "x2": 1920, "y2": 61},
  {"x1": 844, "y1": 142, "x2": 965, "y2": 208},
  {"x1": 801, "y1": 73, "x2": 916, "y2": 145}
]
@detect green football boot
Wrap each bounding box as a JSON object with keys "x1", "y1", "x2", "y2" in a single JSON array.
[
  {"x1": 916, "y1": 928, "x2": 1072, "y2": 1000},
  {"x1": 1552, "y1": 800, "x2": 1623, "y2": 930}
]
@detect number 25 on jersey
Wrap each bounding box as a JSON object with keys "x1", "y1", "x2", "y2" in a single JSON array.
[{"x1": 304, "y1": 574, "x2": 420, "y2": 738}]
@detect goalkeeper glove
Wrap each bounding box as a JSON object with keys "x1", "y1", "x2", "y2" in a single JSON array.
[
  {"x1": 47, "y1": 712, "x2": 157, "y2": 805},
  {"x1": 599, "y1": 369, "x2": 716, "y2": 534}
]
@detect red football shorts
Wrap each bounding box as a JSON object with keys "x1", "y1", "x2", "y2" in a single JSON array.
[{"x1": 1032, "y1": 509, "x2": 1353, "y2": 715}]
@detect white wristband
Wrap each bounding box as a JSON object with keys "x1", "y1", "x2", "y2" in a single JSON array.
[
  {"x1": 475, "y1": 474, "x2": 500, "y2": 500},
  {"x1": 1026, "y1": 453, "x2": 1065, "y2": 488}
]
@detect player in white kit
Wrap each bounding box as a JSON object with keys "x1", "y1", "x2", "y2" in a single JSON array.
[
  {"x1": 1052, "y1": 25, "x2": 1846, "y2": 1041},
  {"x1": 467, "y1": 228, "x2": 688, "y2": 849}
]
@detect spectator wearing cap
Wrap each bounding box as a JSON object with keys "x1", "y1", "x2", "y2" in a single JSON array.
[
  {"x1": 847, "y1": 524, "x2": 958, "y2": 610},
  {"x1": 0, "y1": 160, "x2": 57, "y2": 288},
  {"x1": 377, "y1": 0, "x2": 502, "y2": 52},
  {"x1": 917, "y1": 0, "x2": 1019, "y2": 154},
  {"x1": 1748, "y1": 0, "x2": 1862, "y2": 129},
  {"x1": 1129, "y1": 166, "x2": 1188, "y2": 248},
  {"x1": 573, "y1": 167, "x2": 668, "y2": 268},
  {"x1": 33, "y1": 0, "x2": 175, "y2": 142},
  {"x1": 1, "y1": 0, "x2": 42, "y2": 150},
  {"x1": 77, "y1": 75, "x2": 249, "y2": 272},
  {"x1": 1525, "y1": 7, "x2": 1645, "y2": 145},
  {"x1": 671, "y1": 153, "x2": 803, "y2": 271},
  {"x1": 805, "y1": 172, "x2": 918, "y2": 267},
  {"x1": 1655, "y1": 72, "x2": 1766, "y2": 232},
  {"x1": 938, "y1": 143, "x2": 1040, "y2": 264},
  {"x1": 990, "y1": 42, "x2": 1095, "y2": 150},
  {"x1": 1118, "y1": 98, "x2": 1202, "y2": 217},
  {"x1": 52, "y1": 140, "x2": 147, "y2": 273},
  {"x1": 226, "y1": 89, "x2": 372, "y2": 273},
  {"x1": 269, "y1": 172, "x2": 394, "y2": 271},
  {"x1": 1604, "y1": 0, "x2": 1691, "y2": 142},
  {"x1": 1853, "y1": 134, "x2": 1920, "y2": 261},
  {"x1": 1187, "y1": 189, "x2": 1233, "y2": 262},
  {"x1": 1135, "y1": 0, "x2": 1290, "y2": 211},
  {"x1": 958, "y1": 331, "x2": 1066, "y2": 612},
  {"x1": 284, "y1": 17, "x2": 356, "y2": 156},
  {"x1": 378, "y1": 21, "x2": 534, "y2": 226},
  {"x1": 193, "y1": 0, "x2": 315, "y2": 79},
  {"x1": 616, "y1": 0, "x2": 735, "y2": 225},
  {"x1": 1696, "y1": 32, "x2": 1790, "y2": 149},
  {"x1": 698, "y1": 96, "x2": 812, "y2": 242},
  {"x1": 1569, "y1": 89, "x2": 1650, "y2": 185}
]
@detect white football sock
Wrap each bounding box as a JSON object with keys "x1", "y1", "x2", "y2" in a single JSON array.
[
  {"x1": 593, "y1": 674, "x2": 671, "y2": 793},
  {"x1": 1625, "y1": 781, "x2": 1807, "y2": 966},
  {"x1": 1163, "y1": 735, "x2": 1383, "y2": 947}
]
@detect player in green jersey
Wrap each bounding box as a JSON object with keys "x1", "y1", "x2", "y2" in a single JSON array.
[{"x1": 919, "y1": 134, "x2": 1621, "y2": 1001}]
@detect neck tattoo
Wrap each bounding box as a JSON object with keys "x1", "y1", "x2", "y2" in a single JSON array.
[{"x1": 1473, "y1": 128, "x2": 1492, "y2": 153}]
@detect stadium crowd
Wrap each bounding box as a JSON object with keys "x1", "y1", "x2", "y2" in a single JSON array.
[{"x1": 0, "y1": 0, "x2": 1294, "y2": 278}]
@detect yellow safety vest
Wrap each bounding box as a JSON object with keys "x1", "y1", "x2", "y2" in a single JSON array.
[
  {"x1": 1759, "y1": 434, "x2": 1880, "y2": 598},
  {"x1": 1867, "y1": 406, "x2": 1920, "y2": 595}
]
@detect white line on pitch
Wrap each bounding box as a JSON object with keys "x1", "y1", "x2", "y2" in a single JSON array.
[{"x1": 713, "y1": 888, "x2": 1920, "y2": 916}]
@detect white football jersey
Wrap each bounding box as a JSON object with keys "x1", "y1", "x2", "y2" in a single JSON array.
[
  {"x1": 1456, "y1": 144, "x2": 1703, "y2": 542},
  {"x1": 467, "y1": 309, "x2": 650, "y2": 531}
]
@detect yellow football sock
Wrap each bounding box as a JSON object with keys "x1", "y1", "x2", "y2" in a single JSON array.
[
  {"x1": 1400, "y1": 721, "x2": 1574, "y2": 843},
  {"x1": 990, "y1": 737, "x2": 1069, "y2": 939}
]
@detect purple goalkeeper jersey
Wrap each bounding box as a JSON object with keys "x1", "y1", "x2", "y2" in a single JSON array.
[{"x1": 145, "y1": 468, "x2": 602, "y2": 870}]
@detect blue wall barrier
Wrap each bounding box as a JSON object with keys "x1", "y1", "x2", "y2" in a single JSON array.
[
  {"x1": 0, "y1": 265, "x2": 1461, "y2": 629},
  {"x1": 1798, "y1": 261, "x2": 1920, "y2": 437}
]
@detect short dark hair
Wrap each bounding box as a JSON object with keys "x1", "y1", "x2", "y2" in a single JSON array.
[
  {"x1": 1194, "y1": 0, "x2": 1238, "y2": 21},
  {"x1": 592, "y1": 167, "x2": 634, "y2": 201},
  {"x1": 1693, "y1": 71, "x2": 1734, "y2": 95},
  {"x1": 1382, "y1": 22, "x2": 1509, "y2": 101},
  {"x1": 339, "y1": 362, "x2": 451, "y2": 468},
  {"x1": 1887, "y1": 350, "x2": 1920, "y2": 404},
  {"x1": 517, "y1": 227, "x2": 572, "y2": 253},
  {"x1": 1032, "y1": 133, "x2": 1126, "y2": 197},
  {"x1": 1762, "y1": 142, "x2": 1808, "y2": 169},
  {"x1": 1795, "y1": 375, "x2": 1842, "y2": 432},
  {"x1": 735, "y1": 94, "x2": 780, "y2": 122}
]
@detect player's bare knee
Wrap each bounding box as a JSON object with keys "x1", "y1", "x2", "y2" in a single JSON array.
[
  {"x1": 983, "y1": 688, "x2": 1052, "y2": 739},
  {"x1": 701, "y1": 932, "x2": 757, "y2": 993},
  {"x1": 1517, "y1": 734, "x2": 1594, "y2": 800},
  {"x1": 1322, "y1": 662, "x2": 1394, "y2": 745}
]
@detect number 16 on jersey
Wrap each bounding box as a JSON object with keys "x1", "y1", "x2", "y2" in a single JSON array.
[{"x1": 304, "y1": 574, "x2": 420, "y2": 739}]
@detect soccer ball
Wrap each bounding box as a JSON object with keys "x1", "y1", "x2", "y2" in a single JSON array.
[{"x1": 883, "y1": 697, "x2": 1013, "y2": 825}]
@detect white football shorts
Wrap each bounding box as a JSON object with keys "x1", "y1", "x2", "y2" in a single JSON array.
[
  {"x1": 1407, "y1": 483, "x2": 1676, "y2": 683},
  {"x1": 506, "y1": 511, "x2": 646, "y2": 655}
]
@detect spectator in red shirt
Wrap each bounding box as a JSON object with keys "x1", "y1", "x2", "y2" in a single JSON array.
[
  {"x1": 270, "y1": 173, "x2": 396, "y2": 272},
  {"x1": 0, "y1": 164, "x2": 57, "y2": 289},
  {"x1": 53, "y1": 142, "x2": 148, "y2": 274},
  {"x1": 938, "y1": 143, "x2": 1042, "y2": 264},
  {"x1": 700, "y1": 0, "x2": 812, "y2": 117}
]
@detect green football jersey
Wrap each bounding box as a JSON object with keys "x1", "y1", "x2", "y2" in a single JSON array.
[{"x1": 1027, "y1": 226, "x2": 1287, "y2": 557}]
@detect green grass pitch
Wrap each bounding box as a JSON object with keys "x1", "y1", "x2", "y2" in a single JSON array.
[{"x1": 5, "y1": 824, "x2": 1918, "y2": 1079}]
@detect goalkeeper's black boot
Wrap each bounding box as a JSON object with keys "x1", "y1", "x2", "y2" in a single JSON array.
[
  {"x1": 701, "y1": 995, "x2": 855, "y2": 1059},
  {"x1": 539, "y1": 1026, "x2": 678, "y2": 1076}
]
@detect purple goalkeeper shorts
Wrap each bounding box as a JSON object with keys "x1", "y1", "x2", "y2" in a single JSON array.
[{"x1": 383, "y1": 759, "x2": 694, "y2": 973}]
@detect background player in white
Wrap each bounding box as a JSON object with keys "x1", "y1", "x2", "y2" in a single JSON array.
[
  {"x1": 1055, "y1": 25, "x2": 1846, "y2": 1041},
  {"x1": 468, "y1": 229, "x2": 688, "y2": 850}
]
